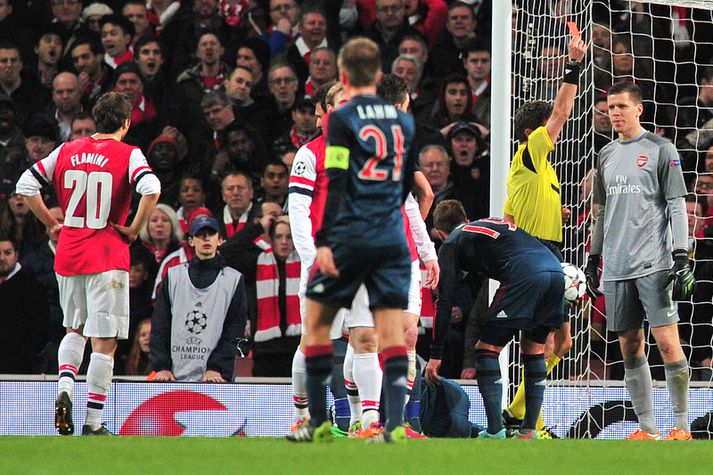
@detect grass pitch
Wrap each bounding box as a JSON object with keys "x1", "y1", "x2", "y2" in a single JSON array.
[{"x1": 2, "y1": 437, "x2": 712, "y2": 474}]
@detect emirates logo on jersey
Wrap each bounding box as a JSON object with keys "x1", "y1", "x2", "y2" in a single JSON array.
[{"x1": 636, "y1": 154, "x2": 648, "y2": 168}]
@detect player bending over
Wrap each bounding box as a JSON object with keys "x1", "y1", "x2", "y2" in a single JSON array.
[{"x1": 425, "y1": 200, "x2": 564, "y2": 439}]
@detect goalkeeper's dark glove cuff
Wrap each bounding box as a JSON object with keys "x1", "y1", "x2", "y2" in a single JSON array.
[{"x1": 584, "y1": 254, "x2": 603, "y2": 299}]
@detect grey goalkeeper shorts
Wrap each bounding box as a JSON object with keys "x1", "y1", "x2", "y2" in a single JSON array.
[{"x1": 603, "y1": 270, "x2": 679, "y2": 332}]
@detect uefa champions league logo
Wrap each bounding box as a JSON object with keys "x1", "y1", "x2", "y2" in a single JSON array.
[{"x1": 185, "y1": 310, "x2": 208, "y2": 335}]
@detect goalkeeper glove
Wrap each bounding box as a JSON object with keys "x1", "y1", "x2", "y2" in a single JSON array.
[
  {"x1": 584, "y1": 255, "x2": 603, "y2": 300},
  {"x1": 664, "y1": 249, "x2": 696, "y2": 300}
]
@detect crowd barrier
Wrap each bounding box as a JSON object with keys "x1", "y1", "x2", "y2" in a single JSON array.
[{"x1": 1, "y1": 380, "x2": 711, "y2": 438}]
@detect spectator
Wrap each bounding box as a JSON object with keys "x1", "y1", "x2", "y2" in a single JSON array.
[
  {"x1": 423, "y1": 74, "x2": 475, "y2": 129},
  {"x1": 403, "y1": 0, "x2": 447, "y2": 48},
  {"x1": 126, "y1": 246, "x2": 155, "y2": 343},
  {"x1": 0, "y1": 93, "x2": 24, "y2": 188},
  {"x1": 69, "y1": 111, "x2": 96, "y2": 140},
  {"x1": 259, "y1": 161, "x2": 289, "y2": 210},
  {"x1": 159, "y1": 0, "x2": 231, "y2": 81},
  {"x1": 134, "y1": 36, "x2": 168, "y2": 111},
  {"x1": 69, "y1": 37, "x2": 113, "y2": 106},
  {"x1": 429, "y1": 1, "x2": 477, "y2": 78},
  {"x1": 33, "y1": 25, "x2": 65, "y2": 89},
  {"x1": 235, "y1": 39, "x2": 272, "y2": 104},
  {"x1": 147, "y1": 134, "x2": 183, "y2": 206},
  {"x1": 23, "y1": 114, "x2": 58, "y2": 164},
  {"x1": 216, "y1": 171, "x2": 258, "y2": 239},
  {"x1": 210, "y1": 121, "x2": 268, "y2": 187},
  {"x1": 280, "y1": 146, "x2": 297, "y2": 173},
  {"x1": 273, "y1": 95, "x2": 317, "y2": 155},
  {"x1": 124, "y1": 318, "x2": 153, "y2": 376},
  {"x1": 171, "y1": 32, "x2": 231, "y2": 157},
  {"x1": 419, "y1": 144, "x2": 455, "y2": 235},
  {"x1": 677, "y1": 66, "x2": 713, "y2": 151},
  {"x1": 251, "y1": 217, "x2": 301, "y2": 376},
  {"x1": 364, "y1": 0, "x2": 421, "y2": 72},
  {"x1": 50, "y1": 0, "x2": 88, "y2": 65},
  {"x1": 463, "y1": 39, "x2": 491, "y2": 128},
  {"x1": 593, "y1": 97, "x2": 613, "y2": 153},
  {"x1": 113, "y1": 61, "x2": 161, "y2": 150},
  {"x1": 0, "y1": 234, "x2": 50, "y2": 374},
  {"x1": 81, "y1": 3, "x2": 113, "y2": 33},
  {"x1": 123, "y1": 1, "x2": 153, "y2": 46},
  {"x1": 224, "y1": 65, "x2": 253, "y2": 106},
  {"x1": 304, "y1": 47, "x2": 337, "y2": 96},
  {"x1": 261, "y1": 0, "x2": 301, "y2": 58},
  {"x1": 201, "y1": 89, "x2": 235, "y2": 152},
  {"x1": 445, "y1": 121, "x2": 489, "y2": 220},
  {"x1": 139, "y1": 203, "x2": 183, "y2": 270},
  {"x1": 266, "y1": 62, "x2": 300, "y2": 143},
  {"x1": 49, "y1": 72, "x2": 83, "y2": 142},
  {"x1": 176, "y1": 175, "x2": 208, "y2": 234},
  {"x1": 151, "y1": 216, "x2": 247, "y2": 383},
  {"x1": 285, "y1": 7, "x2": 330, "y2": 84},
  {"x1": 0, "y1": 42, "x2": 51, "y2": 128},
  {"x1": 99, "y1": 14, "x2": 135, "y2": 69}
]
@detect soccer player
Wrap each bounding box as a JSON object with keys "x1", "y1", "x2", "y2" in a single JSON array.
[
  {"x1": 16, "y1": 92, "x2": 161, "y2": 435},
  {"x1": 286, "y1": 37, "x2": 416, "y2": 444},
  {"x1": 586, "y1": 82, "x2": 694, "y2": 441},
  {"x1": 501, "y1": 34, "x2": 586, "y2": 431},
  {"x1": 287, "y1": 81, "x2": 351, "y2": 435},
  {"x1": 425, "y1": 200, "x2": 565, "y2": 439}
]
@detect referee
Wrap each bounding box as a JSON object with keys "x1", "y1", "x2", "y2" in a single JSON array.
[{"x1": 501, "y1": 34, "x2": 587, "y2": 432}]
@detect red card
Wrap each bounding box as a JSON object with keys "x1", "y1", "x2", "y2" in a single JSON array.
[{"x1": 567, "y1": 21, "x2": 580, "y2": 37}]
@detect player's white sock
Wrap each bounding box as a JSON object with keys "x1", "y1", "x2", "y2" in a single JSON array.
[
  {"x1": 405, "y1": 350, "x2": 417, "y2": 405},
  {"x1": 291, "y1": 348, "x2": 309, "y2": 421},
  {"x1": 57, "y1": 332, "x2": 86, "y2": 401},
  {"x1": 343, "y1": 344, "x2": 361, "y2": 426},
  {"x1": 353, "y1": 352, "x2": 382, "y2": 427},
  {"x1": 85, "y1": 352, "x2": 113, "y2": 430}
]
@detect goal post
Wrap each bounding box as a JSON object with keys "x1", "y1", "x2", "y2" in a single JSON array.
[{"x1": 495, "y1": 0, "x2": 713, "y2": 438}]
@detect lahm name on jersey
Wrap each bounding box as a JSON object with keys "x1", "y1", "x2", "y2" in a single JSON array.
[
  {"x1": 70, "y1": 152, "x2": 109, "y2": 168},
  {"x1": 356, "y1": 104, "x2": 398, "y2": 120}
]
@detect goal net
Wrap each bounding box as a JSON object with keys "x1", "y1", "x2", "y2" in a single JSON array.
[{"x1": 507, "y1": 0, "x2": 713, "y2": 438}]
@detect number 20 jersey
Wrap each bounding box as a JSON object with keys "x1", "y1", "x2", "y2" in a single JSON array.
[{"x1": 29, "y1": 137, "x2": 156, "y2": 276}]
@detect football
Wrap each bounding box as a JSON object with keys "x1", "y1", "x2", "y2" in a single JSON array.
[{"x1": 561, "y1": 262, "x2": 587, "y2": 304}]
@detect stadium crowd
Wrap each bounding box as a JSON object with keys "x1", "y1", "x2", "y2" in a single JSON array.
[{"x1": 0, "y1": 0, "x2": 712, "y2": 385}]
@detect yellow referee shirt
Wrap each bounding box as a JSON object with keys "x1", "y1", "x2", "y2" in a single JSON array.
[{"x1": 503, "y1": 126, "x2": 562, "y2": 243}]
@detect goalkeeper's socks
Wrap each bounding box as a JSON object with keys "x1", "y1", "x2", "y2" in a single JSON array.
[
  {"x1": 57, "y1": 332, "x2": 86, "y2": 401},
  {"x1": 508, "y1": 353, "x2": 561, "y2": 420},
  {"x1": 664, "y1": 359, "x2": 689, "y2": 430},
  {"x1": 291, "y1": 348, "x2": 309, "y2": 421},
  {"x1": 381, "y1": 346, "x2": 409, "y2": 432},
  {"x1": 304, "y1": 344, "x2": 333, "y2": 427},
  {"x1": 343, "y1": 345, "x2": 361, "y2": 426},
  {"x1": 522, "y1": 354, "x2": 546, "y2": 431},
  {"x1": 476, "y1": 349, "x2": 504, "y2": 434},
  {"x1": 354, "y1": 352, "x2": 382, "y2": 427},
  {"x1": 85, "y1": 352, "x2": 113, "y2": 430},
  {"x1": 624, "y1": 356, "x2": 658, "y2": 434}
]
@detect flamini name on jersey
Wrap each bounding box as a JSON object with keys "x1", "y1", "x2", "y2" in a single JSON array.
[{"x1": 70, "y1": 153, "x2": 109, "y2": 168}]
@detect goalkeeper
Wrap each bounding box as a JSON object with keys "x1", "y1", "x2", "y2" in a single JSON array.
[
  {"x1": 501, "y1": 33, "x2": 586, "y2": 432},
  {"x1": 586, "y1": 82, "x2": 693, "y2": 441}
]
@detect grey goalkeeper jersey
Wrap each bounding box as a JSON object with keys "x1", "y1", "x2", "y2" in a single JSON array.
[{"x1": 593, "y1": 129, "x2": 687, "y2": 281}]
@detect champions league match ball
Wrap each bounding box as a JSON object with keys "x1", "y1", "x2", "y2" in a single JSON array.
[{"x1": 561, "y1": 262, "x2": 587, "y2": 304}]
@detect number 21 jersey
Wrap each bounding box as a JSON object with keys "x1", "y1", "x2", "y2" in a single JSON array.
[{"x1": 30, "y1": 137, "x2": 155, "y2": 276}]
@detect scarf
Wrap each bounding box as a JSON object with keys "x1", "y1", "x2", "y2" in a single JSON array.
[{"x1": 254, "y1": 249, "x2": 301, "y2": 342}]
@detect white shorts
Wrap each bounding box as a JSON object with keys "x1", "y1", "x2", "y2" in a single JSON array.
[
  {"x1": 57, "y1": 269, "x2": 129, "y2": 340},
  {"x1": 345, "y1": 260, "x2": 421, "y2": 329},
  {"x1": 344, "y1": 284, "x2": 373, "y2": 329},
  {"x1": 405, "y1": 259, "x2": 422, "y2": 316},
  {"x1": 299, "y1": 264, "x2": 345, "y2": 339}
]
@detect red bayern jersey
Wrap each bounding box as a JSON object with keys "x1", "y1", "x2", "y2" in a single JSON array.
[{"x1": 32, "y1": 137, "x2": 153, "y2": 276}]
